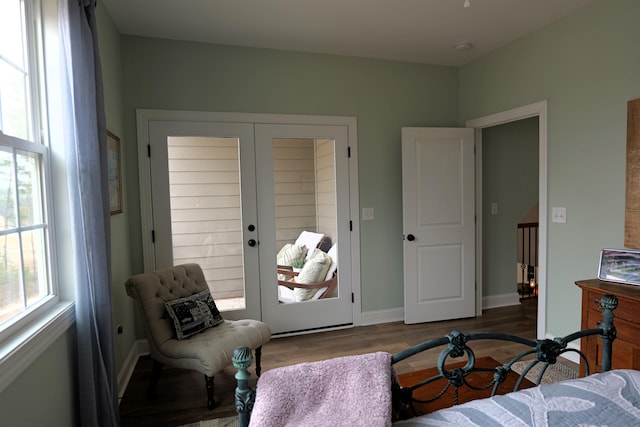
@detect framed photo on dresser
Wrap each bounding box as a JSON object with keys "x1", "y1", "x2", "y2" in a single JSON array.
[{"x1": 598, "y1": 248, "x2": 640, "y2": 285}]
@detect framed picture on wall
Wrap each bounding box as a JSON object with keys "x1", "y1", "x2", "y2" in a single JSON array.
[{"x1": 107, "y1": 131, "x2": 123, "y2": 215}]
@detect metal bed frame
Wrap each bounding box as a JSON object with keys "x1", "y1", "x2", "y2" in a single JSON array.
[{"x1": 232, "y1": 294, "x2": 618, "y2": 427}]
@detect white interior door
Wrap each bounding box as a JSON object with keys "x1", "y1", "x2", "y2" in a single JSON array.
[
  {"x1": 401, "y1": 127, "x2": 475, "y2": 324},
  {"x1": 147, "y1": 120, "x2": 261, "y2": 321},
  {"x1": 256, "y1": 124, "x2": 353, "y2": 334}
]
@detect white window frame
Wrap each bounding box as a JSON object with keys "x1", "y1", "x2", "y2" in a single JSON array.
[{"x1": 0, "y1": 0, "x2": 75, "y2": 394}]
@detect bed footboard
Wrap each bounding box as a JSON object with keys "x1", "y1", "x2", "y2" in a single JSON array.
[
  {"x1": 233, "y1": 294, "x2": 618, "y2": 426},
  {"x1": 232, "y1": 347, "x2": 255, "y2": 427}
]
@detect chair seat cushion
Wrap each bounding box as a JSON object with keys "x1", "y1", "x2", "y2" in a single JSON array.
[{"x1": 158, "y1": 319, "x2": 271, "y2": 376}]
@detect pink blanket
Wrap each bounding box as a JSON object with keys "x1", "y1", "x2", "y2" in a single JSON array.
[{"x1": 249, "y1": 352, "x2": 393, "y2": 427}]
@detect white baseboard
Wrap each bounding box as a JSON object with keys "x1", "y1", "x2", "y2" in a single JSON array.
[
  {"x1": 483, "y1": 292, "x2": 521, "y2": 309},
  {"x1": 359, "y1": 294, "x2": 523, "y2": 326},
  {"x1": 117, "y1": 339, "x2": 149, "y2": 400},
  {"x1": 360, "y1": 307, "x2": 404, "y2": 326}
]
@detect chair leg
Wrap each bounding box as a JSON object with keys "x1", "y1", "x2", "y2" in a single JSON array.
[
  {"x1": 255, "y1": 346, "x2": 263, "y2": 377},
  {"x1": 205, "y1": 375, "x2": 215, "y2": 409},
  {"x1": 148, "y1": 360, "x2": 164, "y2": 399}
]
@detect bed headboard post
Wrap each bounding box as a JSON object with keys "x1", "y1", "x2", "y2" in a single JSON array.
[
  {"x1": 598, "y1": 294, "x2": 618, "y2": 372},
  {"x1": 232, "y1": 346, "x2": 255, "y2": 427}
]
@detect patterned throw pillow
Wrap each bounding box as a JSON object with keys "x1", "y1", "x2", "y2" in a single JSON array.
[
  {"x1": 277, "y1": 243, "x2": 307, "y2": 266},
  {"x1": 277, "y1": 243, "x2": 307, "y2": 280},
  {"x1": 164, "y1": 290, "x2": 224, "y2": 340},
  {"x1": 293, "y1": 249, "x2": 332, "y2": 302}
]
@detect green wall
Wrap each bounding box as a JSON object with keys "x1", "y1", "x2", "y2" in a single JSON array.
[
  {"x1": 98, "y1": 0, "x2": 136, "y2": 379},
  {"x1": 0, "y1": 331, "x2": 77, "y2": 426},
  {"x1": 482, "y1": 118, "x2": 539, "y2": 297},
  {"x1": 460, "y1": 0, "x2": 639, "y2": 336},
  {"x1": 120, "y1": 38, "x2": 460, "y2": 312}
]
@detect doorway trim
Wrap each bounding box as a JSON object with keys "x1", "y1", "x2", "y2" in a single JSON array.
[
  {"x1": 466, "y1": 100, "x2": 547, "y2": 339},
  {"x1": 136, "y1": 109, "x2": 362, "y2": 327}
]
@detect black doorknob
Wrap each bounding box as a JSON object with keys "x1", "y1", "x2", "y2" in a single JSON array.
[
  {"x1": 407, "y1": 234, "x2": 415, "y2": 241},
  {"x1": 248, "y1": 239, "x2": 257, "y2": 247}
]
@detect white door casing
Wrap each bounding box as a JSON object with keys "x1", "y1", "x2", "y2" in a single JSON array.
[
  {"x1": 466, "y1": 100, "x2": 548, "y2": 339},
  {"x1": 402, "y1": 127, "x2": 475, "y2": 324},
  {"x1": 136, "y1": 110, "x2": 361, "y2": 330}
]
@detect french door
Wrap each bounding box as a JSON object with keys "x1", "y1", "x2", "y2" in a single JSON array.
[
  {"x1": 255, "y1": 124, "x2": 353, "y2": 334},
  {"x1": 147, "y1": 120, "x2": 261, "y2": 321},
  {"x1": 142, "y1": 113, "x2": 355, "y2": 334}
]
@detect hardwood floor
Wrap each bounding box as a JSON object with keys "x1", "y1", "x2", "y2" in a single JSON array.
[{"x1": 119, "y1": 300, "x2": 537, "y2": 427}]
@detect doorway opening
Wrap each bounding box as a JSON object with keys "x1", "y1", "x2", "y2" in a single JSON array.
[{"x1": 467, "y1": 100, "x2": 548, "y2": 340}]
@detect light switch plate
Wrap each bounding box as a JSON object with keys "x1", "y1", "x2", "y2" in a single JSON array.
[
  {"x1": 362, "y1": 207, "x2": 374, "y2": 221},
  {"x1": 552, "y1": 207, "x2": 566, "y2": 223}
]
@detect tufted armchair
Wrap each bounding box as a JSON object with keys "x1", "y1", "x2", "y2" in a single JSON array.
[{"x1": 125, "y1": 263, "x2": 271, "y2": 409}]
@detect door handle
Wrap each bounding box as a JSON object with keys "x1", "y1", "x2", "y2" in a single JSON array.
[
  {"x1": 248, "y1": 239, "x2": 257, "y2": 247},
  {"x1": 406, "y1": 234, "x2": 415, "y2": 241}
]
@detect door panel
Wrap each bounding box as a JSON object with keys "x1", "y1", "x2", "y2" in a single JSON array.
[
  {"x1": 402, "y1": 127, "x2": 475, "y2": 324},
  {"x1": 256, "y1": 124, "x2": 352, "y2": 334},
  {"x1": 148, "y1": 120, "x2": 260, "y2": 320}
]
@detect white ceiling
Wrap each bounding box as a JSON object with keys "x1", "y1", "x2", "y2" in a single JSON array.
[{"x1": 101, "y1": 0, "x2": 596, "y2": 66}]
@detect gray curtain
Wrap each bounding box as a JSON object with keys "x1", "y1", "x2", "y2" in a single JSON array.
[{"x1": 59, "y1": 0, "x2": 119, "y2": 425}]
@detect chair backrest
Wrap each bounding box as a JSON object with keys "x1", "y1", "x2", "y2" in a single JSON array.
[
  {"x1": 294, "y1": 231, "x2": 326, "y2": 260},
  {"x1": 125, "y1": 263, "x2": 209, "y2": 349},
  {"x1": 324, "y1": 244, "x2": 338, "y2": 281}
]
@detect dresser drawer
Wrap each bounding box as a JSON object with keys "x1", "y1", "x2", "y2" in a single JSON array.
[
  {"x1": 585, "y1": 309, "x2": 636, "y2": 344},
  {"x1": 585, "y1": 289, "x2": 640, "y2": 325},
  {"x1": 586, "y1": 335, "x2": 640, "y2": 371},
  {"x1": 577, "y1": 279, "x2": 640, "y2": 374}
]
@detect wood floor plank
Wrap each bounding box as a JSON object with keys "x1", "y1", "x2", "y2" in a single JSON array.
[{"x1": 119, "y1": 300, "x2": 537, "y2": 426}]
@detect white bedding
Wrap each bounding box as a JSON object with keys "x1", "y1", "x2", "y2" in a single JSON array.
[{"x1": 393, "y1": 369, "x2": 640, "y2": 426}]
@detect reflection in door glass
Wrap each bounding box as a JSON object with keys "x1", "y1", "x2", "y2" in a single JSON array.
[
  {"x1": 272, "y1": 138, "x2": 338, "y2": 304},
  {"x1": 167, "y1": 136, "x2": 246, "y2": 311}
]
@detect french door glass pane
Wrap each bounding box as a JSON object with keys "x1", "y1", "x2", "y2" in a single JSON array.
[
  {"x1": 167, "y1": 136, "x2": 246, "y2": 311},
  {"x1": 273, "y1": 138, "x2": 338, "y2": 304}
]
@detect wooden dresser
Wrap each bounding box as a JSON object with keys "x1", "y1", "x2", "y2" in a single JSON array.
[{"x1": 576, "y1": 279, "x2": 640, "y2": 376}]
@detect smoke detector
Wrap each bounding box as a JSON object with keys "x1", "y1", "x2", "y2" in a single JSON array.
[{"x1": 455, "y1": 41, "x2": 473, "y2": 51}]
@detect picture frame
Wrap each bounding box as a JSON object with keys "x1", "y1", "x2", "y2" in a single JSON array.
[
  {"x1": 107, "y1": 131, "x2": 123, "y2": 215},
  {"x1": 598, "y1": 248, "x2": 640, "y2": 286}
]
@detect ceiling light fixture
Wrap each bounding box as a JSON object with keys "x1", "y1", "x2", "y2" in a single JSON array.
[{"x1": 464, "y1": 0, "x2": 471, "y2": 8}]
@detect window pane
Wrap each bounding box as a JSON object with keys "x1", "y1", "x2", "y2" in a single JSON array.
[
  {"x1": 0, "y1": 232, "x2": 23, "y2": 323},
  {"x1": 0, "y1": 59, "x2": 29, "y2": 139},
  {"x1": 0, "y1": 0, "x2": 30, "y2": 140},
  {"x1": 16, "y1": 149, "x2": 42, "y2": 226},
  {"x1": 0, "y1": 0, "x2": 26, "y2": 68},
  {"x1": 0, "y1": 147, "x2": 17, "y2": 230},
  {"x1": 23, "y1": 228, "x2": 48, "y2": 306}
]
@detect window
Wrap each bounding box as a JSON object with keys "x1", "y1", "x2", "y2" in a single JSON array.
[
  {"x1": 0, "y1": 0, "x2": 55, "y2": 332},
  {"x1": 0, "y1": 0, "x2": 57, "y2": 339}
]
